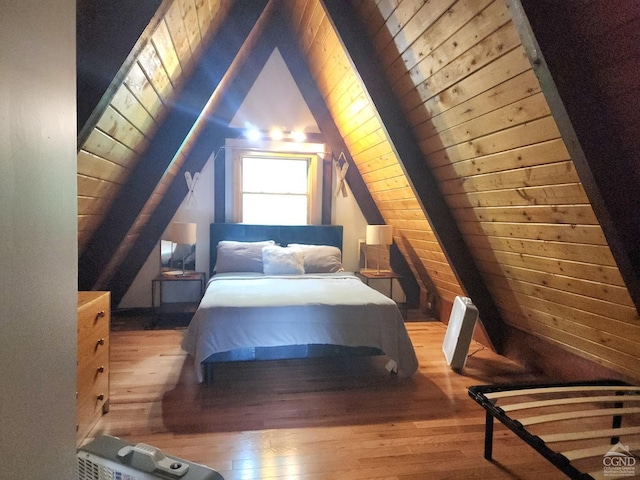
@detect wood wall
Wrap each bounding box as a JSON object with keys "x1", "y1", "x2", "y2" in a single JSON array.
[
  {"x1": 286, "y1": 0, "x2": 467, "y2": 312},
  {"x1": 289, "y1": 0, "x2": 640, "y2": 381},
  {"x1": 77, "y1": 0, "x2": 230, "y2": 260}
]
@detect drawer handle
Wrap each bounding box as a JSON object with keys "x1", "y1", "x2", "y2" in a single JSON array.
[
  {"x1": 94, "y1": 310, "x2": 106, "y2": 323},
  {"x1": 96, "y1": 338, "x2": 105, "y2": 347},
  {"x1": 97, "y1": 394, "x2": 104, "y2": 401},
  {"x1": 97, "y1": 366, "x2": 105, "y2": 374}
]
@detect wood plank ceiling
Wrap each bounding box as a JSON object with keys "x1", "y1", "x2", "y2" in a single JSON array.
[{"x1": 77, "y1": 0, "x2": 640, "y2": 382}]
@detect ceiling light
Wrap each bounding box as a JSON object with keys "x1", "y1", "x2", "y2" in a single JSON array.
[
  {"x1": 291, "y1": 130, "x2": 306, "y2": 142},
  {"x1": 245, "y1": 128, "x2": 261, "y2": 141},
  {"x1": 270, "y1": 128, "x2": 284, "y2": 141}
]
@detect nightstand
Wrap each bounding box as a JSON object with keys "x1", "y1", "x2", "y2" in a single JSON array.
[
  {"x1": 151, "y1": 271, "x2": 206, "y2": 328},
  {"x1": 358, "y1": 270, "x2": 407, "y2": 318}
]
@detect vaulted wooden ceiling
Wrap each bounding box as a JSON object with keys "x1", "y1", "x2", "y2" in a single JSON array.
[{"x1": 77, "y1": 0, "x2": 640, "y2": 382}]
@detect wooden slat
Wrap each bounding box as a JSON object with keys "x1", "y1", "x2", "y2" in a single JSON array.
[
  {"x1": 95, "y1": 106, "x2": 149, "y2": 155},
  {"x1": 502, "y1": 395, "x2": 640, "y2": 413},
  {"x1": 416, "y1": 69, "x2": 543, "y2": 143},
  {"x1": 563, "y1": 443, "x2": 640, "y2": 462},
  {"x1": 478, "y1": 260, "x2": 633, "y2": 306},
  {"x1": 485, "y1": 385, "x2": 640, "y2": 400},
  {"x1": 440, "y1": 162, "x2": 582, "y2": 195},
  {"x1": 471, "y1": 248, "x2": 627, "y2": 287},
  {"x1": 459, "y1": 221, "x2": 607, "y2": 245},
  {"x1": 77, "y1": 150, "x2": 129, "y2": 185},
  {"x1": 396, "y1": 0, "x2": 508, "y2": 99},
  {"x1": 405, "y1": 22, "x2": 523, "y2": 110},
  {"x1": 426, "y1": 116, "x2": 562, "y2": 167},
  {"x1": 421, "y1": 93, "x2": 551, "y2": 154},
  {"x1": 82, "y1": 130, "x2": 139, "y2": 169},
  {"x1": 137, "y1": 41, "x2": 174, "y2": 101},
  {"x1": 499, "y1": 308, "x2": 640, "y2": 379},
  {"x1": 446, "y1": 183, "x2": 587, "y2": 209},
  {"x1": 178, "y1": 0, "x2": 202, "y2": 54},
  {"x1": 124, "y1": 62, "x2": 165, "y2": 120},
  {"x1": 541, "y1": 426, "x2": 640, "y2": 444},
  {"x1": 109, "y1": 86, "x2": 158, "y2": 137},
  {"x1": 483, "y1": 270, "x2": 635, "y2": 314},
  {"x1": 151, "y1": 20, "x2": 183, "y2": 85},
  {"x1": 165, "y1": 0, "x2": 194, "y2": 68},
  {"x1": 404, "y1": 46, "x2": 532, "y2": 124},
  {"x1": 454, "y1": 204, "x2": 598, "y2": 225},
  {"x1": 472, "y1": 236, "x2": 617, "y2": 266}
]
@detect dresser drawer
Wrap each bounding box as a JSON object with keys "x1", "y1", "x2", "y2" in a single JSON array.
[
  {"x1": 76, "y1": 369, "x2": 109, "y2": 443},
  {"x1": 78, "y1": 292, "x2": 109, "y2": 342},
  {"x1": 77, "y1": 291, "x2": 110, "y2": 445},
  {"x1": 77, "y1": 320, "x2": 109, "y2": 366},
  {"x1": 77, "y1": 349, "x2": 109, "y2": 398}
]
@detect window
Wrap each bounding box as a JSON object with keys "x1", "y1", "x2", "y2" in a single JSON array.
[
  {"x1": 226, "y1": 139, "x2": 324, "y2": 225},
  {"x1": 240, "y1": 155, "x2": 310, "y2": 224}
]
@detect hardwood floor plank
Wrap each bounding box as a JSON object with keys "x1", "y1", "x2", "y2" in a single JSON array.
[{"x1": 87, "y1": 316, "x2": 568, "y2": 479}]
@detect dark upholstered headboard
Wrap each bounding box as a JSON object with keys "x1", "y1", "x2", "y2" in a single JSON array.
[{"x1": 209, "y1": 223, "x2": 343, "y2": 275}]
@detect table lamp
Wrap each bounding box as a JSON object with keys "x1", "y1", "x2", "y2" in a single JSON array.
[
  {"x1": 171, "y1": 222, "x2": 196, "y2": 275},
  {"x1": 366, "y1": 224, "x2": 393, "y2": 275}
]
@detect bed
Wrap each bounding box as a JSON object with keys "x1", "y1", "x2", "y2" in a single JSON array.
[
  {"x1": 468, "y1": 380, "x2": 640, "y2": 480},
  {"x1": 181, "y1": 223, "x2": 418, "y2": 383}
]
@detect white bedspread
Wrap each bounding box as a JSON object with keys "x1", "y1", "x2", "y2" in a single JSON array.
[{"x1": 181, "y1": 272, "x2": 418, "y2": 382}]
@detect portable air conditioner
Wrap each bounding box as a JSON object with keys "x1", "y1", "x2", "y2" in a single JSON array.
[
  {"x1": 77, "y1": 435, "x2": 224, "y2": 480},
  {"x1": 442, "y1": 296, "x2": 479, "y2": 372}
]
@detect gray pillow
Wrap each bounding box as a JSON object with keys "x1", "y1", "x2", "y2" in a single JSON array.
[
  {"x1": 288, "y1": 244, "x2": 344, "y2": 273},
  {"x1": 215, "y1": 240, "x2": 275, "y2": 273}
]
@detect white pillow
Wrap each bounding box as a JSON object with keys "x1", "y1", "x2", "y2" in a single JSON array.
[
  {"x1": 215, "y1": 240, "x2": 275, "y2": 273},
  {"x1": 262, "y1": 245, "x2": 305, "y2": 275},
  {"x1": 288, "y1": 244, "x2": 344, "y2": 273}
]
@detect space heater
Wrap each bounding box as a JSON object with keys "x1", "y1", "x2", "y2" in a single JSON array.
[
  {"x1": 77, "y1": 435, "x2": 224, "y2": 480},
  {"x1": 442, "y1": 296, "x2": 479, "y2": 372}
]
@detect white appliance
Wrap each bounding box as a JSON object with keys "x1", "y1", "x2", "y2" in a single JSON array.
[
  {"x1": 442, "y1": 296, "x2": 479, "y2": 372},
  {"x1": 77, "y1": 435, "x2": 224, "y2": 480}
]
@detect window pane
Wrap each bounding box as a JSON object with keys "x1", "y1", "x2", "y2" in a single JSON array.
[
  {"x1": 242, "y1": 194, "x2": 307, "y2": 225},
  {"x1": 242, "y1": 157, "x2": 307, "y2": 194}
]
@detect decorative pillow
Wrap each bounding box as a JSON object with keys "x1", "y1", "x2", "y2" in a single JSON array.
[
  {"x1": 288, "y1": 244, "x2": 344, "y2": 273},
  {"x1": 215, "y1": 240, "x2": 275, "y2": 273},
  {"x1": 262, "y1": 245, "x2": 305, "y2": 275}
]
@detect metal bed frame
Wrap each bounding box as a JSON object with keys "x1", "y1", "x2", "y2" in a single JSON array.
[{"x1": 468, "y1": 380, "x2": 640, "y2": 480}]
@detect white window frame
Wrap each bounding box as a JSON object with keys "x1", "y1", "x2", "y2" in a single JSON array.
[{"x1": 224, "y1": 138, "x2": 325, "y2": 225}]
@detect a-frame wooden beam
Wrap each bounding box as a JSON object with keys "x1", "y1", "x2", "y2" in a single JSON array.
[
  {"x1": 321, "y1": 0, "x2": 505, "y2": 350},
  {"x1": 107, "y1": 6, "x2": 282, "y2": 305},
  {"x1": 78, "y1": 0, "x2": 269, "y2": 292},
  {"x1": 107, "y1": 132, "x2": 229, "y2": 304},
  {"x1": 275, "y1": 11, "x2": 421, "y2": 308},
  {"x1": 509, "y1": 0, "x2": 640, "y2": 314}
]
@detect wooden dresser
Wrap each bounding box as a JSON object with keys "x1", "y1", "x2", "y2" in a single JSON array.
[{"x1": 77, "y1": 291, "x2": 110, "y2": 445}]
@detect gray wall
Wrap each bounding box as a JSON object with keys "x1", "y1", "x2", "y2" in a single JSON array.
[{"x1": 0, "y1": 1, "x2": 77, "y2": 477}]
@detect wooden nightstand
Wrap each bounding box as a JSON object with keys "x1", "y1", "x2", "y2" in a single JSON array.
[
  {"x1": 151, "y1": 271, "x2": 206, "y2": 328},
  {"x1": 357, "y1": 270, "x2": 407, "y2": 318}
]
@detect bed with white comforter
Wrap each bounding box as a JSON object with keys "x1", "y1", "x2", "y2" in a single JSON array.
[{"x1": 181, "y1": 272, "x2": 419, "y2": 382}]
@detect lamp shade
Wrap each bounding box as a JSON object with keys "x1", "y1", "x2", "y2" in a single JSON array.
[
  {"x1": 366, "y1": 224, "x2": 393, "y2": 246},
  {"x1": 171, "y1": 222, "x2": 197, "y2": 244}
]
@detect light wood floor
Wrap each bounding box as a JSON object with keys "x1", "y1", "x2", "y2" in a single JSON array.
[{"x1": 86, "y1": 316, "x2": 569, "y2": 479}]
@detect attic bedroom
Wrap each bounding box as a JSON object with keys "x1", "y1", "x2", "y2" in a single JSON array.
[{"x1": 2, "y1": 0, "x2": 639, "y2": 478}]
